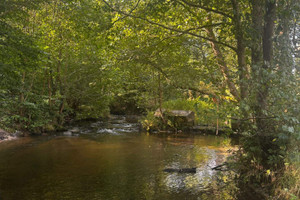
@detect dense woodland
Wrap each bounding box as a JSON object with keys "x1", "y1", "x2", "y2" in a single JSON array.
[{"x1": 0, "y1": 0, "x2": 299, "y2": 199}]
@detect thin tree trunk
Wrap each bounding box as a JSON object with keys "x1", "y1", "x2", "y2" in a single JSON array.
[
  {"x1": 205, "y1": 26, "x2": 241, "y2": 102},
  {"x1": 57, "y1": 48, "x2": 64, "y2": 116},
  {"x1": 48, "y1": 69, "x2": 52, "y2": 107},
  {"x1": 19, "y1": 72, "x2": 26, "y2": 116},
  {"x1": 20, "y1": 72, "x2": 26, "y2": 104},
  {"x1": 24, "y1": 73, "x2": 36, "y2": 102},
  {"x1": 57, "y1": 20, "x2": 65, "y2": 123},
  {"x1": 216, "y1": 99, "x2": 219, "y2": 135},
  {"x1": 158, "y1": 74, "x2": 166, "y2": 124},
  {"x1": 153, "y1": 70, "x2": 157, "y2": 106}
]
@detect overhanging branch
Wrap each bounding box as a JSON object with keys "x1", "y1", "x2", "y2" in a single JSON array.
[
  {"x1": 111, "y1": 0, "x2": 141, "y2": 25},
  {"x1": 102, "y1": 0, "x2": 237, "y2": 52},
  {"x1": 178, "y1": 0, "x2": 233, "y2": 19},
  {"x1": 138, "y1": 59, "x2": 218, "y2": 98}
]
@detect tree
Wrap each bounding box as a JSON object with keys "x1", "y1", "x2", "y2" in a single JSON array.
[
  {"x1": 101, "y1": 0, "x2": 299, "y2": 198},
  {"x1": 0, "y1": 0, "x2": 47, "y2": 130}
]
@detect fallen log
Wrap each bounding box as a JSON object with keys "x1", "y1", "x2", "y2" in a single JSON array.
[
  {"x1": 211, "y1": 162, "x2": 229, "y2": 171},
  {"x1": 163, "y1": 167, "x2": 197, "y2": 173}
]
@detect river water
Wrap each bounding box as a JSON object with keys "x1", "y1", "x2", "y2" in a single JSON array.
[{"x1": 0, "y1": 116, "x2": 233, "y2": 200}]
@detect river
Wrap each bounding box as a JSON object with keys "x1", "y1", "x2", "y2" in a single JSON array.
[{"x1": 0, "y1": 116, "x2": 234, "y2": 200}]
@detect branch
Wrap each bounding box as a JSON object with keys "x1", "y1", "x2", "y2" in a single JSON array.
[
  {"x1": 102, "y1": 0, "x2": 237, "y2": 52},
  {"x1": 116, "y1": 48, "x2": 218, "y2": 98},
  {"x1": 178, "y1": 0, "x2": 233, "y2": 19},
  {"x1": 119, "y1": 51, "x2": 232, "y2": 100},
  {"x1": 111, "y1": 0, "x2": 141, "y2": 26},
  {"x1": 140, "y1": 59, "x2": 218, "y2": 98}
]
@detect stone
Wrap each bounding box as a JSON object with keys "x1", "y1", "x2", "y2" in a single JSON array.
[
  {"x1": 63, "y1": 131, "x2": 72, "y2": 136},
  {"x1": 69, "y1": 127, "x2": 80, "y2": 133},
  {"x1": 0, "y1": 128, "x2": 9, "y2": 141}
]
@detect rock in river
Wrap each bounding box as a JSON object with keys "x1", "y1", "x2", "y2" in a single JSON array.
[
  {"x1": 63, "y1": 131, "x2": 72, "y2": 136},
  {"x1": 69, "y1": 127, "x2": 80, "y2": 133},
  {"x1": 0, "y1": 129, "x2": 11, "y2": 141}
]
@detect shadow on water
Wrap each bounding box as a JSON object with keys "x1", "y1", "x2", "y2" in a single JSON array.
[{"x1": 0, "y1": 116, "x2": 236, "y2": 200}]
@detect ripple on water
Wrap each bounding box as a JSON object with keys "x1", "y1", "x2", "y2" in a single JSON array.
[
  {"x1": 0, "y1": 117, "x2": 233, "y2": 200},
  {"x1": 96, "y1": 128, "x2": 121, "y2": 135}
]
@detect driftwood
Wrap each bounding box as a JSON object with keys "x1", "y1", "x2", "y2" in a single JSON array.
[
  {"x1": 211, "y1": 162, "x2": 229, "y2": 171},
  {"x1": 163, "y1": 167, "x2": 197, "y2": 173}
]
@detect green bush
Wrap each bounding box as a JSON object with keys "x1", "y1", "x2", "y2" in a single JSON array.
[{"x1": 140, "y1": 111, "x2": 159, "y2": 132}]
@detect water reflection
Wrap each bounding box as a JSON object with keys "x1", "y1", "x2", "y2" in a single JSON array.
[
  {"x1": 0, "y1": 119, "x2": 233, "y2": 200},
  {"x1": 162, "y1": 146, "x2": 224, "y2": 194}
]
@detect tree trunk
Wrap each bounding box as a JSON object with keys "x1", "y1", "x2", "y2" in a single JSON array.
[
  {"x1": 19, "y1": 72, "x2": 26, "y2": 117},
  {"x1": 47, "y1": 69, "x2": 52, "y2": 107},
  {"x1": 158, "y1": 73, "x2": 166, "y2": 125},
  {"x1": 205, "y1": 26, "x2": 241, "y2": 102},
  {"x1": 251, "y1": 0, "x2": 264, "y2": 67},
  {"x1": 252, "y1": 0, "x2": 276, "y2": 134},
  {"x1": 231, "y1": 0, "x2": 248, "y2": 100},
  {"x1": 57, "y1": 50, "x2": 64, "y2": 114}
]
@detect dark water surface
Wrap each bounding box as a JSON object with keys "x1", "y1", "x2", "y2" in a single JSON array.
[{"x1": 0, "y1": 118, "x2": 232, "y2": 200}]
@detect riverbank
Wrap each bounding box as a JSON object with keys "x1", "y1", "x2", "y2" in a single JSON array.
[
  {"x1": 0, "y1": 128, "x2": 16, "y2": 142},
  {"x1": 1, "y1": 114, "x2": 238, "y2": 143}
]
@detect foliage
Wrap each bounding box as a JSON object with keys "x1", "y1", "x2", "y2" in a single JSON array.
[
  {"x1": 0, "y1": 0, "x2": 299, "y2": 198},
  {"x1": 140, "y1": 111, "x2": 159, "y2": 132},
  {"x1": 162, "y1": 97, "x2": 234, "y2": 127}
]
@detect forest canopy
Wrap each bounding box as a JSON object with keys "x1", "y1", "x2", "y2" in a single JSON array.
[{"x1": 0, "y1": 0, "x2": 299, "y2": 199}]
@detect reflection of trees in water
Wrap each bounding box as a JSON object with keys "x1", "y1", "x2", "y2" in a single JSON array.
[{"x1": 163, "y1": 148, "x2": 225, "y2": 193}]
